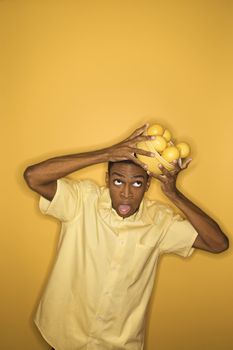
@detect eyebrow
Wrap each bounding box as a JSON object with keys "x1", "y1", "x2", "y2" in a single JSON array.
[{"x1": 111, "y1": 172, "x2": 145, "y2": 179}]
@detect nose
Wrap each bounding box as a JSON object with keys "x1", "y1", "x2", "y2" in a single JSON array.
[{"x1": 121, "y1": 184, "x2": 132, "y2": 198}]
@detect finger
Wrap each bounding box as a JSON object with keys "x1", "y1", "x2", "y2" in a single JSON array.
[
  {"x1": 178, "y1": 157, "x2": 192, "y2": 169},
  {"x1": 127, "y1": 124, "x2": 149, "y2": 140},
  {"x1": 159, "y1": 163, "x2": 181, "y2": 180},
  {"x1": 158, "y1": 164, "x2": 173, "y2": 177},
  {"x1": 182, "y1": 157, "x2": 192, "y2": 169},
  {"x1": 171, "y1": 159, "x2": 180, "y2": 169},
  {"x1": 135, "y1": 134, "x2": 156, "y2": 143},
  {"x1": 132, "y1": 147, "x2": 156, "y2": 158},
  {"x1": 128, "y1": 154, "x2": 149, "y2": 171},
  {"x1": 147, "y1": 170, "x2": 167, "y2": 182},
  {"x1": 178, "y1": 158, "x2": 183, "y2": 168},
  {"x1": 171, "y1": 159, "x2": 181, "y2": 172}
]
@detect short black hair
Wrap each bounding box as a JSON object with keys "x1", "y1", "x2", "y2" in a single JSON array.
[{"x1": 107, "y1": 160, "x2": 149, "y2": 178}]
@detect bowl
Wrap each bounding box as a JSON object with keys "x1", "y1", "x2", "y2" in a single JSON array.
[{"x1": 137, "y1": 140, "x2": 175, "y2": 174}]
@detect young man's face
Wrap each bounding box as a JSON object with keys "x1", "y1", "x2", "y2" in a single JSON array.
[{"x1": 106, "y1": 162, "x2": 151, "y2": 218}]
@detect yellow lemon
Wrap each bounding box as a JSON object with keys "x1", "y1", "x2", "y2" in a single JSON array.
[
  {"x1": 151, "y1": 136, "x2": 167, "y2": 153},
  {"x1": 163, "y1": 129, "x2": 172, "y2": 142},
  {"x1": 161, "y1": 146, "x2": 180, "y2": 162},
  {"x1": 147, "y1": 124, "x2": 164, "y2": 136},
  {"x1": 176, "y1": 142, "x2": 191, "y2": 158}
]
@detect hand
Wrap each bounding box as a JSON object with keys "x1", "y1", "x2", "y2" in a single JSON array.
[
  {"x1": 147, "y1": 157, "x2": 192, "y2": 197},
  {"x1": 107, "y1": 124, "x2": 156, "y2": 170}
]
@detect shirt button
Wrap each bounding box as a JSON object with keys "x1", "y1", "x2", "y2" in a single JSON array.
[
  {"x1": 119, "y1": 239, "x2": 125, "y2": 245},
  {"x1": 97, "y1": 315, "x2": 103, "y2": 321}
]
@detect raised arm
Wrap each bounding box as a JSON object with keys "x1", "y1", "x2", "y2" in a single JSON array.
[
  {"x1": 148, "y1": 160, "x2": 229, "y2": 254},
  {"x1": 24, "y1": 124, "x2": 155, "y2": 201}
]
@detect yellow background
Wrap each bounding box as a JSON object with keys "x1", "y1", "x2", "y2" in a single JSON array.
[{"x1": 1, "y1": 1, "x2": 232, "y2": 349}]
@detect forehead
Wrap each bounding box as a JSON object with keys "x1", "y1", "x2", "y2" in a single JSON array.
[{"x1": 109, "y1": 162, "x2": 147, "y2": 179}]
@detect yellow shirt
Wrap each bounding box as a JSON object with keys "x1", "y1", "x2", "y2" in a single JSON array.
[{"x1": 35, "y1": 178, "x2": 198, "y2": 350}]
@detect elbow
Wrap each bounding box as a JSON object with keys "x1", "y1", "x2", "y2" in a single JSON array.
[
  {"x1": 212, "y1": 236, "x2": 229, "y2": 254},
  {"x1": 219, "y1": 236, "x2": 229, "y2": 253},
  {"x1": 23, "y1": 166, "x2": 37, "y2": 190}
]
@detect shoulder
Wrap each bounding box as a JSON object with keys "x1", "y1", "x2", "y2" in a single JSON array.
[
  {"x1": 59, "y1": 178, "x2": 100, "y2": 193},
  {"x1": 56, "y1": 178, "x2": 102, "y2": 203},
  {"x1": 143, "y1": 197, "x2": 176, "y2": 221}
]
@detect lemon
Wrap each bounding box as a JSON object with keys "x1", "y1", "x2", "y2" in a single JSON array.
[
  {"x1": 147, "y1": 124, "x2": 164, "y2": 136},
  {"x1": 176, "y1": 142, "x2": 191, "y2": 158},
  {"x1": 151, "y1": 136, "x2": 167, "y2": 153},
  {"x1": 161, "y1": 146, "x2": 180, "y2": 162},
  {"x1": 163, "y1": 129, "x2": 172, "y2": 142}
]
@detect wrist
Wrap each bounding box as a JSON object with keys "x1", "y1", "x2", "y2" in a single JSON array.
[
  {"x1": 87, "y1": 147, "x2": 113, "y2": 164},
  {"x1": 164, "y1": 187, "x2": 180, "y2": 201}
]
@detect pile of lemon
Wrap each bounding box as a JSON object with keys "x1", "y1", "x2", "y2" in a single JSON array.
[{"x1": 137, "y1": 123, "x2": 191, "y2": 173}]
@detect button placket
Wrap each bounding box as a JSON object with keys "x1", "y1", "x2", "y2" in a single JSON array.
[{"x1": 90, "y1": 228, "x2": 128, "y2": 337}]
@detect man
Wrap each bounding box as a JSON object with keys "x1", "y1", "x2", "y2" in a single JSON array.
[{"x1": 24, "y1": 124, "x2": 228, "y2": 350}]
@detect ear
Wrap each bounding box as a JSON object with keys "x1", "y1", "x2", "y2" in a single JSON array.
[
  {"x1": 105, "y1": 172, "x2": 109, "y2": 187},
  {"x1": 146, "y1": 176, "x2": 152, "y2": 191}
]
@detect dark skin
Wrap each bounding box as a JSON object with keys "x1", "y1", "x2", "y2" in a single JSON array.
[
  {"x1": 24, "y1": 124, "x2": 154, "y2": 201},
  {"x1": 24, "y1": 124, "x2": 228, "y2": 253},
  {"x1": 147, "y1": 160, "x2": 229, "y2": 253},
  {"x1": 106, "y1": 162, "x2": 151, "y2": 218}
]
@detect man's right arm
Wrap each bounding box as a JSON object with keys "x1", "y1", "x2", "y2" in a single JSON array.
[
  {"x1": 23, "y1": 150, "x2": 111, "y2": 201},
  {"x1": 23, "y1": 124, "x2": 155, "y2": 201}
]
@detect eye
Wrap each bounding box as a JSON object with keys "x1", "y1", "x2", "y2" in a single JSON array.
[
  {"x1": 113, "y1": 179, "x2": 123, "y2": 186},
  {"x1": 132, "y1": 181, "x2": 142, "y2": 188}
]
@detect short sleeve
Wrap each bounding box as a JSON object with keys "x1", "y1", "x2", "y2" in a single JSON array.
[
  {"x1": 39, "y1": 178, "x2": 81, "y2": 222},
  {"x1": 159, "y1": 214, "x2": 198, "y2": 257}
]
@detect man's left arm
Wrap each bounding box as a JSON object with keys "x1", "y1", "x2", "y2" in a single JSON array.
[{"x1": 148, "y1": 159, "x2": 229, "y2": 254}]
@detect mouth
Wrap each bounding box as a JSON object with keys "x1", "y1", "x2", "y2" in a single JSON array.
[{"x1": 118, "y1": 204, "x2": 131, "y2": 216}]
